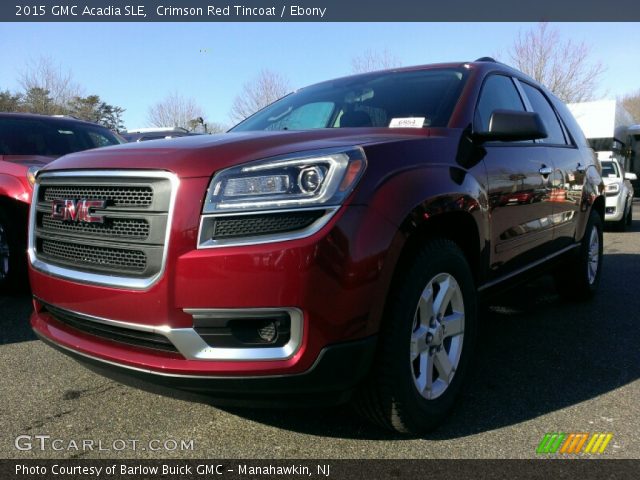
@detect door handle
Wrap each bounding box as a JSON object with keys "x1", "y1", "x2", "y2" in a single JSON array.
[
  {"x1": 539, "y1": 166, "x2": 553, "y2": 176},
  {"x1": 576, "y1": 163, "x2": 586, "y2": 173}
]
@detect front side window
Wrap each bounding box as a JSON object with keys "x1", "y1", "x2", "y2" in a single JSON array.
[
  {"x1": 474, "y1": 75, "x2": 526, "y2": 132},
  {"x1": 232, "y1": 68, "x2": 469, "y2": 131}
]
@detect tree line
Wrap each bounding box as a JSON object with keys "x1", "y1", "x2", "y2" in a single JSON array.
[
  {"x1": 1, "y1": 24, "x2": 639, "y2": 133},
  {"x1": 0, "y1": 57, "x2": 125, "y2": 130}
]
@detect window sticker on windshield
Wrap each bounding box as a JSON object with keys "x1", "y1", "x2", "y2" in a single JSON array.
[{"x1": 389, "y1": 117, "x2": 425, "y2": 128}]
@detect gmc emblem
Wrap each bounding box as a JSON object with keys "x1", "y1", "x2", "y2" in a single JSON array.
[{"x1": 51, "y1": 199, "x2": 106, "y2": 224}]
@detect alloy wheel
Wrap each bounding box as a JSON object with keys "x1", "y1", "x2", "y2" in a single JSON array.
[{"x1": 410, "y1": 273, "x2": 465, "y2": 400}]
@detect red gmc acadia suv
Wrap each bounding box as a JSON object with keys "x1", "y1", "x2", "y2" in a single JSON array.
[{"x1": 28, "y1": 59, "x2": 604, "y2": 433}]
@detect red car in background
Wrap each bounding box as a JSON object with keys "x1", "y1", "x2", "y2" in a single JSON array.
[{"x1": 0, "y1": 113, "x2": 122, "y2": 290}]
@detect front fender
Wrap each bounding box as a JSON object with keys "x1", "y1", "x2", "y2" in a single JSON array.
[
  {"x1": 368, "y1": 165, "x2": 486, "y2": 229},
  {"x1": 354, "y1": 162, "x2": 489, "y2": 332},
  {"x1": 0, "y1": 173, "x2": 32, "y2": 205}
]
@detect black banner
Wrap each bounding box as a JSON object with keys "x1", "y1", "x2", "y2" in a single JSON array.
[
  {"x1": 1, "y1": 459, "x2": 639, "y2": 480},
  {"x1": 2, "y1": 0, "x2": 640, "y2": 22}
]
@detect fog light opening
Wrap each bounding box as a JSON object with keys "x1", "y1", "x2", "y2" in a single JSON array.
[{"x1": 257, "y1": 320, "x2": 278, "y2": 343}]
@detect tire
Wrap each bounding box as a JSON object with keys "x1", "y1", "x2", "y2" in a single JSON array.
[
  {"x1": 554, "y1": 209, "x2": 603, "y2": 301},
  {"x1": 626, "y1": 202, "x2": 633, "y2": 227},
  {"x1": 0, "y1": 208, "x2": 28, "y2": 293},
  {"x1": 354, "y1": 238, "x2": 477, "y2": 434}
]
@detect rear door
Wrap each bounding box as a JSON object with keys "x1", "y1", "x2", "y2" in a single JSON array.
[
  {"x1": 517, "y1": 81, "x2": 582, "y2": 248},
  {"x1": 475, "y1": 74, "x2": 556, "y2": 277}
]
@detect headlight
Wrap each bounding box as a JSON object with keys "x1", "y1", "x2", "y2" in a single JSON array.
[
  {"x1": 202, "y1": 148, "x2": 366, "y2": 214},
  {"x1": 26, "y1": 166, "x2": 39, "y2": 187},
  {"x1": 605, "y1": 183, "x2": 620, "y2": 196},
  {"x1": 198, "y1": 148, "x2": 367, "y2": 248}
]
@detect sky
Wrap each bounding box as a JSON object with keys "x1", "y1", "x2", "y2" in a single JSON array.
[{"x1": 1, "y1": 22, "x2": 639, "y2": 129}]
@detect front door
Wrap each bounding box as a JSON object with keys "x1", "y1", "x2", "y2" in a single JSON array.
[{"x1": 475, "y1": 74, "x2": 556, "y2": 278}]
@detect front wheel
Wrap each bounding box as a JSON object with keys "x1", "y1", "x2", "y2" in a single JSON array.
[
  {"x1": 626, "y1": 201, "x2": 633, "y2": 227},
  {"x1": 354, "y1": 238, "x2": 477, "y2": 434},
  {"x1": 555, "y1": 209, "x2": 603, "y2": 301}
]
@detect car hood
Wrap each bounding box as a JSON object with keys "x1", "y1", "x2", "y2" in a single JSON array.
[
  {"x1": 41, "y1": 129, "x2": 432, "y2": 178},
  {"x1": 0, "y1": 155, "x2": 57, "y2": 167},
  {"x1": 602, "y1": 176, "x2": 622, "y2": 185}
]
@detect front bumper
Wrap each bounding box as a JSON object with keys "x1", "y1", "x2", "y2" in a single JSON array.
[
  {"x1": 29, "y1": 191, "x2": 398, "y2": 397},
  {"x1": 604, "y1": 192, "x2": 626, "y2": 222},
  {"x1": 34, "y1": 327, "x2": 377, "y2": 406}
]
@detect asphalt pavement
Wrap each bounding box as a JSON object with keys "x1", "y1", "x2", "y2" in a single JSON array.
[{"x1": 1, "y1": 202, "x2": 639, "y2": 459}]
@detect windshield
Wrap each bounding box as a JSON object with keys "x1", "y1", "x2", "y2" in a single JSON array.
[
  {"x1": 0, "y1": 117, "x2": 123, "y2": 156},
  {"x1": 600, "y1": 161, "x2": 620, "y2": 178},
  {"x1": 231, "y1": 68, "x2": 468, "y2": 132}
]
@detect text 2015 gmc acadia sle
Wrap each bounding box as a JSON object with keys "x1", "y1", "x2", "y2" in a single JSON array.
[{"x1": 28, "y1": 59, "x2": 604, "y2": 434}]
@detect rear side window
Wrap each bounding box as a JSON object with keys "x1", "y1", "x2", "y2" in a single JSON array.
[
  {"x1": 551, "y1": 97, "x2": 588, "y2": 148},
  {"x1": 475, "y1": 75, "x2": 525, "y2": 132},
  {"x1": 520, "y1": 83, "x2": 567, "y2": 145}
]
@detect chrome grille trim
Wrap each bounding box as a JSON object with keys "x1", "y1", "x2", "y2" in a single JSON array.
[{"x1": 28, "y1": 170, "x2": 179, "y2": 290}]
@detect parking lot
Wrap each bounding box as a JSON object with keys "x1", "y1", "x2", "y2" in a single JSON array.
[{"x1": 1, "y1": 201, "x2": 639, "y2": 459}]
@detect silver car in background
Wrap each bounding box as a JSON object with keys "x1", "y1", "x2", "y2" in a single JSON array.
[{"x1": 600, "y1": 158, "x2": 636, "y2": 230}]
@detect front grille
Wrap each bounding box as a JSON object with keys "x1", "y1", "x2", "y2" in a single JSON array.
[
  {"x1": 43, "y1": 303, "x2": 178, "y2": 353},
  {"x1": 43, "y1": 185, "x2": 153, "y2": 207},
  {"x1": 204, "y1": 210, "x2": 326, "y2": 241},
  {"x1": 32, "y1": 172, "x2": 174, "y2": 284},
  {"x1": 40, "y1": 239, "x2": 147, "y2": 273}
]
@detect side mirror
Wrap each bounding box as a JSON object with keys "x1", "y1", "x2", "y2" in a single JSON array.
[
  {"x1": 474, "y1": 110, "x2": 548, "y2": 142},
  {"x1": 625, "y1": 172, "x2": 638, "y2": 181}
]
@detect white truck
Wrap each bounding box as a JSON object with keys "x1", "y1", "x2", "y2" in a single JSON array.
[{"x1": 567, "y1": 99, "x2": 633, "y2": 169}]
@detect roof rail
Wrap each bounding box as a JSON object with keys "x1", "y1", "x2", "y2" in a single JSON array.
[
  {"x1": 123, "y1": 127, "x2": 190, "y2": 134},
  {"x1": 474, "y1": 57, "x2": 497, "y2": 63},
  {"x1": 51, "y1": 114, "x2": 82, "y2": 120}
]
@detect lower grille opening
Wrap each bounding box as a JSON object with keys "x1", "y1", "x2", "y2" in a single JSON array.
[
  {"x1": 42, "y1": 303, "x2": 178, "y2": 353},
  {"x1": 194, "y1": 314, "x2": 291, "y2": 349},
  {"x1": 38, "y1": 238, "x2": 147, "y2": 274},
  {"x1": 204, "y1": 210, "x2": 326, "y2": 240}
]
